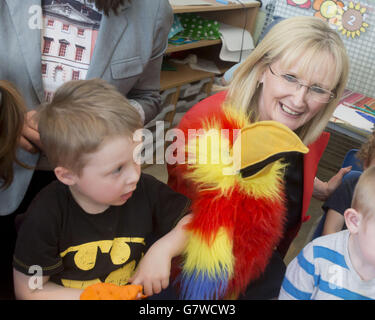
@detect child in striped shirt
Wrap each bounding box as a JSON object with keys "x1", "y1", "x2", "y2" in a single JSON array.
[{"x1": 279, "y1": 166, "x2": 375, "y2": 300}]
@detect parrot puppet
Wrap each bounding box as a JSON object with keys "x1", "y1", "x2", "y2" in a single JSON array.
[{"x1": 172, "y1": 105, "x2": 309, "y2": 300}]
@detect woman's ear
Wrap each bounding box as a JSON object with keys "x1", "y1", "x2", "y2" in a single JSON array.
[
  {"x1": 344, "y1": 208, "x2": 362, "y2": 234},
  {"x1": 258, "y1": 69, "x2": 266, "y2": 87},
  {"x1": 54, "y1": 166, "x2": 78, "y2": 186}
]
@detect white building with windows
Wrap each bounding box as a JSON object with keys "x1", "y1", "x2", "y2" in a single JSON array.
[{"x1": 41, "y1": 2, "x2": 101, "y2": 101}]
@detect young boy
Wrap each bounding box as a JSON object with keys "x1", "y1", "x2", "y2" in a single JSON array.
[
  {"x1": 279, "y1": 166, "x2": 375, "y2": 300},
  {"x1": 12, "y1": 79, "x2": 191, "y2": 300},
  {"x1": 321, "y1": 132, "x2": 375, "y2": 236}
]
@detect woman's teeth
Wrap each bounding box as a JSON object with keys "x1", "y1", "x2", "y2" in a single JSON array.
[{"x1": 280, "y1": 103, "x2": 301, "y2": 116}]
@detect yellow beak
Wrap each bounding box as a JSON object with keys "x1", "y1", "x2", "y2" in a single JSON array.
[{"x1": 233, "y1": 121, "x2": 309, "y2": 178}]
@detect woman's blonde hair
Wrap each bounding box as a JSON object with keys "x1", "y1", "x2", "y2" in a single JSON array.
[
  {"x1": 225, "y1": 16, "x2": 349, "y2": 145},
  {"x1": 0, "y1": 80, "x2": 27, "y2": 189},
  {"x1": 37, "y1": 78, "x2": 143, "y2": 175}
]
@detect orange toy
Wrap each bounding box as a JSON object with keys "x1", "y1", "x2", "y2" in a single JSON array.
[{"x1": 80, "y1": 283, "x2": 147, "y2": 300}]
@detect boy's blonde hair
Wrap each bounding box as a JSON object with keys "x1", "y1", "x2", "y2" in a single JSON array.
[
  {"x1": 37, "y1": 78, "x2": 143, "y2": 174},
  {"x1": 0, "y1": 80, "x2": 28, "y2": 189},
  {"x1": 225, "y1": 16, "x2": 349, "y2": 145},
  {"x1": 351, "y1": 166, "x2": 375, "y2": 219}
]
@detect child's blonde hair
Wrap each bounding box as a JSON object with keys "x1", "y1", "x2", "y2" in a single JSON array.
[
  {"x1": 356, "y1": 131, "x2": 375, "y2": 169},
  {"x1": 0, "y1": 80, "x2": 27, "y2": 189},
  {"x1": 37, "y1": 78, "x2": 143, "y2": 175},
  {"x1": 351, "y1": 166, "x2": 375, "y2": 220}
]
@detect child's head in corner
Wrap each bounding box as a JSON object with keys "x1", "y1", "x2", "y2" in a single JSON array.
[
  {"x1": 37, "y1": 78, "x2": 143, "y2": 214},
  {"x1": 344, "y1": 166, "x2": 375, "y2": 280},
  {"x1": 0, "y1": 80, "x2": 27, "y2": 189},
  {"x1": 356, "y1": 131, "x2": 375, "y2": 169}
]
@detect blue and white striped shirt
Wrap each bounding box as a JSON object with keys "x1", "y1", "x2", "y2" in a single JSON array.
[{"x1": 279, "y1": 230, "x2": 375, "y2": 300}]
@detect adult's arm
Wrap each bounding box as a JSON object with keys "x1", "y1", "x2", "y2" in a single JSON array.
[{"x1": 127, "y1": 0, "x2": 173, "y2": 124}]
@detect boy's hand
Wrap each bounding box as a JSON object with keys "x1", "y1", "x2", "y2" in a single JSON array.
[
  {"x1": 129, "y1": 213, "x2": 192, "y2": 296},
  {"x1": 129, "y1": 241, "x2": 172, "y2": 296}
]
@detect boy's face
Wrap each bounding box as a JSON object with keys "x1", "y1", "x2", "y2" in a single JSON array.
[{"x1": 70, "y1": 135, "x2": 141, "y2": 214}]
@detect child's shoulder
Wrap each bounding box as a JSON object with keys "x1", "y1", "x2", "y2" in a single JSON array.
[
  {"x1": 134, "y1": 173, "x2": 188, "y2": 205},
  {"x1": 311, "y1": 230, "x2": 348, "y2": 246},
  {"x1": 137, "y1": 173, "x2": 167, "y2": 189},
  {"x1": 32, "y1": 180, "x2": 69, "y2": 202},
  {"x1": 18, "y1": 180, "x2": 70, "y2": 232},
  {"x1": 24, "y1": 180, "x2": 70, "y2": 217},
  {"x1": 304, "y1": 230, "x2": 349, "y2": 259}
]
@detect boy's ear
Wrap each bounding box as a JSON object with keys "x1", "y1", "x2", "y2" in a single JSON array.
[
  {"x1": 344, "y1": 208, "x2": 362, "y2": 234},
  {"x1": 54, "y1": 166, "x2": 78, "y2": 186}
]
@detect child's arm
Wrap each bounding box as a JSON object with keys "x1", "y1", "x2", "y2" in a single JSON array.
[
  {"x1": 312, "y1": 166, "x2": 351, "y2": 201},
  {"x1": 322, "y1": 208, "x2": 345, "y2": 236},
  {"x1": 130, "y1": 213, "x2": 192, "y2": 296},
  {"x1": 13, "y1": 269, "x2": 82, "y2": 300}
]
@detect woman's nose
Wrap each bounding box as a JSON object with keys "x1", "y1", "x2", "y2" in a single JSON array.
[{"x1": 292, "y1": 84, "x2": 309, "y2": 105}]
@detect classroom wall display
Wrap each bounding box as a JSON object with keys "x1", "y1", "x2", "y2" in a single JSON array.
[{"x1": 273, "y1": 0, "x2": 375, "y2": 98}]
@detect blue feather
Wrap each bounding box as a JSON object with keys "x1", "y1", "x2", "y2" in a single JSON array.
[{"x1": 175, "y1": 269, "x2": 229, "y2": 300}]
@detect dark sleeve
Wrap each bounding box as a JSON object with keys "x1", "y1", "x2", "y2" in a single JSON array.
[
  {"x1": 142, "y1": 174, "x2": 191, "y2": 237},
  {"x1": 322, "y1": 174, "x2": 361, "y2": 216},
  {"x1": 13, "y1": 183, "x2": 64, "y2": 277}
]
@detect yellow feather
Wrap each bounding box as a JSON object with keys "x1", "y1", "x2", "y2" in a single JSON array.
[
  {"x1": 183, "y1": 227, "x2": 234, "y2": 278},
  {"x1": 222, "y1": 104, "x2": 251, "y2": 128}
]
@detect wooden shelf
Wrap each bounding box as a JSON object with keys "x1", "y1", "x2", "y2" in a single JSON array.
[
  {"x1": 161, "y1": 60, "x2": 230, "y2": 91},
  {"x1": 157, "y1": 1, "x2": 260, "y2": 126},
  {"x1": 172, "y1": 1, "x2": 260, "y2": 34},
  {"x1": 172, "y1": 0, "x2": 259, "y2": 13},
  {"x1": 161, "y1": 63, "x2": 214, "y2": 90},
  {"x1": 167, "y1": 39, "x2": 221, "y2": 54}
]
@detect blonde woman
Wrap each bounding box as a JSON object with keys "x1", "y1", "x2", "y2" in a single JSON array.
[{"x1": 168, "y1": 16, "x2": 350, "y2": 299}]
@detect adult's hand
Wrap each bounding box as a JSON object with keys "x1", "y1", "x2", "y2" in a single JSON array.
[
  {"x1": 312, "y1": 166, "x2": 352, "y2": 201},
  {"x1": 19, "y1": 110, "x2": 43, "y2": 154}
]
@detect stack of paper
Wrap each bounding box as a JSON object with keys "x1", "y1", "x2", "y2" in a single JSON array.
[
  {"x1": 332, "y1": 104, "x2": 374, "y2": 133},
  {"x1": 219, "y1": 23, "x2": 254, "y2": 62}
]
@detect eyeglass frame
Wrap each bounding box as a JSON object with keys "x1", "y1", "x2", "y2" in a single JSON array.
[{"x1": 268, "y1": 65, "x2": 336, "y2": 103}]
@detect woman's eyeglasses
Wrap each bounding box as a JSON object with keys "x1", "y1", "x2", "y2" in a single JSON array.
[{"x1": 268, "y1": 65, "x2": 336, "y2": 103}]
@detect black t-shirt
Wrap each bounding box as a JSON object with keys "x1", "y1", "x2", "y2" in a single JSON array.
[
  {"x1": 13, "y1": 174, "x2": 190, "y2": 288},
  {"x1": 322, "y1": 171, "x2": 361, "y2": 230}
]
